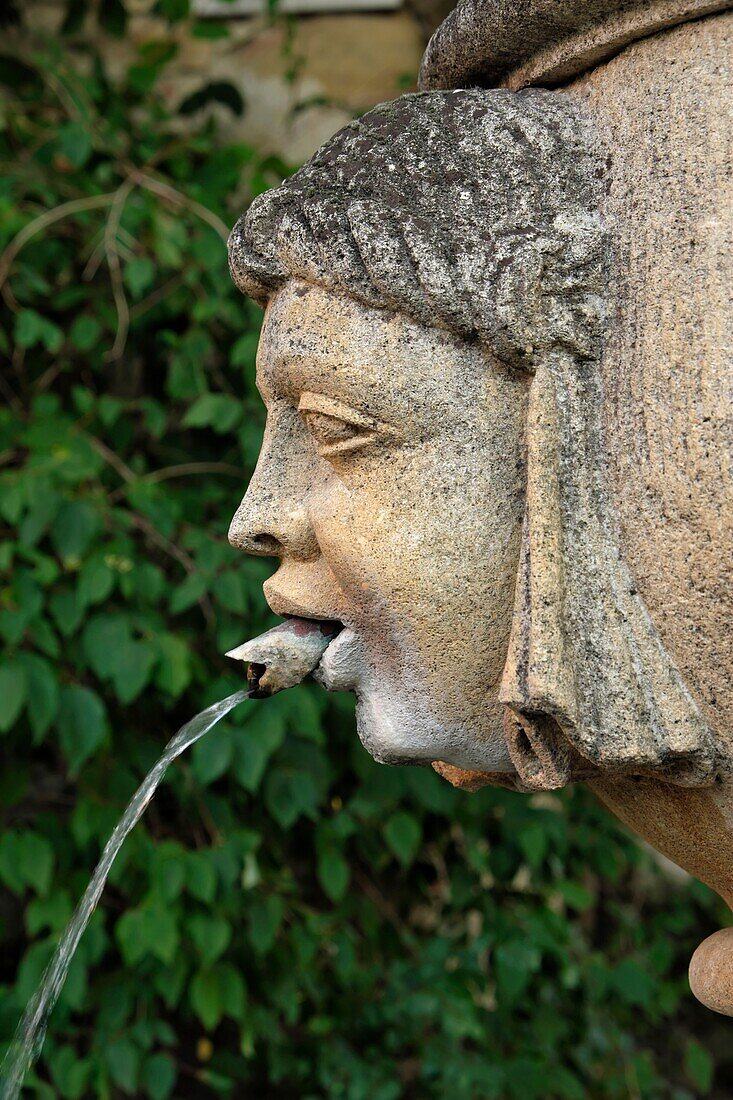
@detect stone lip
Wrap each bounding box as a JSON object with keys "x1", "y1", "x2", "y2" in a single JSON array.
[{"x1": 418, "y1": 0, "x2": 732, "y2": 90}]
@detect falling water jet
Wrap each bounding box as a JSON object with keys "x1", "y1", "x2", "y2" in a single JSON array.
[{"x1": 0, "y1": 617, "x2": 340, "y2": 1100}]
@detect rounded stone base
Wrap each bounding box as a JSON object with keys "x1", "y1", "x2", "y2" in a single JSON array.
[{"x1": 689, "y1": 929, "x2": 733, "y2": 1016}]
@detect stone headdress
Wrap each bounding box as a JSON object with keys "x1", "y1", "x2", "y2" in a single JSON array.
[{"x1": 228, "y1": 88, "x2": 719, "y2": 791}]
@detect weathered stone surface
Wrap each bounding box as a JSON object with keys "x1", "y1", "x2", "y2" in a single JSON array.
[
  {"x1": 418, "y1": 0, "x2": 731, "y2": 90},
  {"x1": 564, "y1": 14, "x2": 732, "y2": 764},
  {"x1": 226, "y1": 6, "x2": 732, "y2": 1014},
  {"x1": 229, "y1": 84, "x2": 721, "y2": 789},
  {"x1": 227, "y1": 616, "x2": 340, "y2": 695},
  {"x1": 689, "y1": 928, "x2": 733, "y2": 1016},
  {"x1": 562, "y1": 10, "x2": 733, "y2": 1015},
  {"x1": 229, "y1": 279, "x2": 529, "y2": 770}
]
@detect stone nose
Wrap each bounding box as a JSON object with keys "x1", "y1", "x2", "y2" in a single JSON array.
[{"x1": 228, "y1": 419, "x2": 320, "y2": 563}]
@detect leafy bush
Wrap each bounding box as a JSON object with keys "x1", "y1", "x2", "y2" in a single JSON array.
[{"x1": 1, "y1": 21, "x2": 732, "y2": 1100}]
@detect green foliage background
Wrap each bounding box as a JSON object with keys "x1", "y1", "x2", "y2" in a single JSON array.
[{"x1": 1, "y1": 10, "x2": 732, "y2": 1099}]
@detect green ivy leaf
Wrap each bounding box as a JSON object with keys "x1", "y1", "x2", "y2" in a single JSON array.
[
  {"x1": 182, "y1": 393, "x2": 242, "y2": 433},
  {"x1": 555, "y1": 880, "x2": 594, "y2": 912},
  {"x1": 18, "y1": 653, "x2": 59, "y2": 741},
  {"x1": 57, "y1": 121, "x2": 93, "y2": 168},
  {"x1": 383, "y1": 812, "x2": 421, "y2": 867},
  {"x1": 78, "y1": 555, "x2": 115, "y2": 606},
  {"x1": 48, "y1": 1043, "x2": 91, "y2": 1099},
  {"x1": 0, "y1": 659, "x2": 28, "y2": 732},
  {"x1": 493, "y1": 941, "x2": 542, "y2": 1004},
  {"x1": 186, "y1": 852, "x2": 217, "y2": 903},
  {"x1": 106, "y1": 1036, "x2": 140, "y2": 1094},
  {"x1": 140, "y1": 1052, "x2": 177, "y2": 1100},
  {"x1": 0, "y1": 831, "x2": 54, "y2": 896},
  {"x1": 154, "y1": 633, "x2": 192, "y2": 696},
  {"x1": 111, "y1": 639, "x2": 157, "y2": 703},
  {"x1": 212, "y1": 570, "x2": 247, "y2": 613},
  {"x1": 49, "y1": 589, "x2": 85, "y2": 638},
  {"x1": 686, "y1": 1039, "x2": 714, "y2": 1094},
  {"x1": 190, "y1": 968, "x2": 222, "y2": 1031},
  {"x1": 51, "y1": 500, "x2": 99, "y2": 564},
  {"x1": 169, "y1": 572, "x2": 207, "y2": 614},
  {"x1": 116, "y1": 907, "x2": 180, "y2": 966},
  {"x1": 82, "y1": 614, "x2": 130, "y2": 679},
  {"x1": 191, "y1": 726, "x2": 233, "y2": 785},
  {"x1": 247, "y1": 894, "x2": 283, "y2": 955},
  {"x1": 124, "y1": 258, "x2": 156, "y2": 298},
  {"x1": 69, "y1": 314, "x2": 102, "y2": 352},
  {"x1": 517, "y1": 823, "x2": 548, "y2": 869},
  {"x1": 230, "y1": 332, "x2": 258, "y2": 369},
  {"x1": 317, "y1": 849, "x2": 350, "y2": 903},
  {"x1": 217, "y1": 963, "x2": 246, "y2": 1020},
  {"x1": 611, "y1": 958, "x2": 655, "y2": 1009},
  {"x1": 232, "y1": 722, "x2": 283, "y2": 793},
  {"x1": 15, "y1": 309, "x2": 63, "y2": 353},
  {"x1": 26, "y1": 890, "x2": 73, "y2": 935},
  {"x1": 265, "y1": 769, "x2": 319, "y2": 829},
  {"x1": 57, "y1": 684, "x2": 107, "y2": 773},
  {"x1": 188, "y1": 913, "x2": 232, "y2": 965}
]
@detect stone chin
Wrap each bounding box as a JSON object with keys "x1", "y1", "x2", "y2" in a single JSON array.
[
  {"x1": 353, "y1": 693, "x2": 516, "y2": 773},
  {"x1": 314, "y1": 628, "x2": 515, "y2": 773}
]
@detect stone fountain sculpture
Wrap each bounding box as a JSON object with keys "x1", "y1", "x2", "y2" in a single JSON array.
[{"x1": 226, "y1": 0, "x2": 732, "y2": 1015}]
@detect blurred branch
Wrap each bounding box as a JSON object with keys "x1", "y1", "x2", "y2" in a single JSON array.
[
  {"x1": 0, "y1": 372, "x2": 23, "y2": 416},
  {"x1": 128, "y1": 273, "x2": 186, "y2": 320},
  {"x1": 0, "y1": 192, "x2": 116, "y2": 309},
  {"x1": 352, "y1": 866, "x2": 419, "y2": 958},
  {"x1": 89, "y1": 435, "x2": 216, "y2": 629},
  {"x1": 81, "y1": 238, "x2": 106, "y2": 282},
  {"x1": 108, "y1": 461, "x2": 244, "y2": 503},
  {"x1": 179, "y1": 762, "x2": 223, "y2": 846},
  {"x1": 127, "y1": 511, "x2": 212, "y2": 607},
  {"x1": 145, "y1": 461, "x2": 244, "y2": 483},
  {"x1": 132, "y1": 171, "x2": 230, "y2": 242},
  {"x1": 103, "y1": 179, "x2": 135, "y2": 362},
  {"x1": 34, "y1": 362, "x2": 65, "y2": 394},
  {"x1": 89, "y1": 434, "x2": 136, "y2": 484}
]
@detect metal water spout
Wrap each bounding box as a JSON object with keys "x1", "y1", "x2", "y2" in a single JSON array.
[{"x1": 227, "y1": 617, "x2": 342, "y2": 696}]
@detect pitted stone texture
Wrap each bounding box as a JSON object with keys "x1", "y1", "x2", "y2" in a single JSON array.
[
  {"x1": 229, "y1": 89, "x2": 608, "y2": 370},
  {"x1": 229, "y1": 88, "x2": 719, "y2": 794},
  {"x1": 689, "y1": 929, "x2": 733, "y2": 1016},
  {"x1": 558, "y1": 14, "x2": 733, "y2": 1012},
  {"x1": 564, "y1": 13, "x2": 733, "y2": 764},
  {"x1": 229, "y1": 281, "x2": 529, "y2": 773},
  {"x1": 418, "y1": 0, "x2": 731, "y2": 91},
  {"x1": 227, "y1": 21, "x2": 732, "y2": 1012}
]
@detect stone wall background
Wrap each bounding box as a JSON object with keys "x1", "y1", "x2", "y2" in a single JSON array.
[{"x1": 22, "y1": 0, "x2": 446, "y2": 164}]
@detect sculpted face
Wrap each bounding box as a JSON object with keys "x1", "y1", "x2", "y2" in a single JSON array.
[
  {"x1": 229, "y1": 280, "x2": 529, "y2": 772},
  {"x1": 223, "y1": 86, "x2": 733, "y2": 1016}
]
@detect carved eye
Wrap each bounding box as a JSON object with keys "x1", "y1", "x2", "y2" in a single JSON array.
[{"x1": 298, "y1": 393, "x2": 381, "y2": 457}]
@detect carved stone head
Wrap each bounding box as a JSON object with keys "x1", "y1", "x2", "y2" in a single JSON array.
[{"x1": 227, "y1": 88, "x2": 718, "y2": 796}]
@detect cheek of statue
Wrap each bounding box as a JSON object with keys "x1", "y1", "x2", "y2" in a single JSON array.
[{"x1": 231, "y1": 282, "x2": 529, "y2": 773}]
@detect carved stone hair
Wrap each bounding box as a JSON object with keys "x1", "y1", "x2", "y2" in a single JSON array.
[
  {"x1": 229, "y1": 89, "x2": 607, "y2": 369},
  {"x1": 229, "y1": 89, "x2": 719, "y2": 791}
]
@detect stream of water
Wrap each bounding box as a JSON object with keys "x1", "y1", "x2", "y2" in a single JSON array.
[{"x1": 0, "y1": 688, "x2": 251, "y2": 1100}]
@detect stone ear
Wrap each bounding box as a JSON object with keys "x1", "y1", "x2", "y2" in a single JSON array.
[{"x1": 499, "y1": 358, "x2": 717, "y2": 790}]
